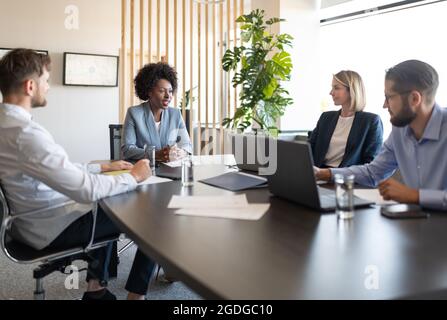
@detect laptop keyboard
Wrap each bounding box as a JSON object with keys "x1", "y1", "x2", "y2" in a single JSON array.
[
  {"x1": 318, "y1": 187, "x2": 334, "y2": 196},
  {"x1": 317, "y1": 186, "x2": 372, "y2": 209},
  {"x1": 317, "y1": 187, "x2": 336, "y2": 208}
]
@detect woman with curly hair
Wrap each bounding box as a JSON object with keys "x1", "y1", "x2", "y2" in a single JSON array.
[{"x1": 122, "y1": 62, "x2": 192, "y2": 162}]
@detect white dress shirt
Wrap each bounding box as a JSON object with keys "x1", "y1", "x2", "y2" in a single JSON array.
[
  {"x1": 155, "y1": 120, "x2": 161, "y2": 132},
  {"x1": 324, "y1": 115, "x2": 355, "y2": 168},
  {"x1": 0, "y1": 103, "x2": 138, "y2": 250}
]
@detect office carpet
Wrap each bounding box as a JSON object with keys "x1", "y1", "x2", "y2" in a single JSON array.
[{"x1": 0, "y1": 242, "x2": 202, "y2": 300}]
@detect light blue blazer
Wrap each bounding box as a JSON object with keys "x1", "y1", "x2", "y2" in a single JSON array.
[{"x1": 121, "y1": 103, "x2": 192, "y2": 160}]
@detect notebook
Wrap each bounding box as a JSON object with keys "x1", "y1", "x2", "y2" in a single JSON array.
[{"x1": 200, "y1": 171, "x2": 268, "y2": 192}]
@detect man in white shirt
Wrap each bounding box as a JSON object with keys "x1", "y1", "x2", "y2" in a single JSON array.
[{"x1": 0, "y1": 49, "x2": 153, "y2": 300}]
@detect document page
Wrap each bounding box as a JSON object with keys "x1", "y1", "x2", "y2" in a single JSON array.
[
  {"x1": 104, "y1": 170, "x2": 172, "y2": 185},
  {"x1": 139, "y1": 176, "x2": 172, "y2": 185},
  {"x1": 165, "y1": 154, "x2": 237, "y2": 168},
  {"x1": 168, "y1": 194, "x2": 269, "y2": 220},
  {"x1": 168, "y1": 194, "x2": 249, "y2": 209},
  {"x1": 175, "y1": 204, "x2": 270, "y2": 221},
  {"x1": 354, "y1": 188, "x2": 397, "y2": 205}
]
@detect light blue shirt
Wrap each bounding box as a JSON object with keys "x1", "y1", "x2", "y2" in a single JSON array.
[
  {"x1": 331, "y1": 104, "x2": 447, "y2": 211},
  {"x1": 121, "y1": 103, "x2": 192, "y2": 160}
]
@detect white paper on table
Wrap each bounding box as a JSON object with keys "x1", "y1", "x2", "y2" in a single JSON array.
[
  {"x1": 139, "y1": 176, "x2": 172, "y2": 186},
  {"x1": 165, "y1": 154, "x2": 237, "y2": 168},
  {"x1": 174, "y1": 204, "x2": 270, "y2": 221},
  {"x1": 168, "y1": 194, "x2": 249, "y2": 209},
  {"x1": 164, "y1": 159, "x2": 183, "y2": 168},
  {"x1": 354, "y1": 189, "x2": 397, "y2": 205},
  {"x1": 192, "y1": 154, "x2": 236, "y2": 166}
]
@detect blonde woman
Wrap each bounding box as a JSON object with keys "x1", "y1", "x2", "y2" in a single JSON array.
[{"x1": 309, "y1": 70, "x2": 383, "y2": 168}]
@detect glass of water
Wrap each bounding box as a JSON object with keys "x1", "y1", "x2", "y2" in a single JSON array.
[
  {"x1": 181, "y1": 156, "x2": 194, "y2": 187},
  {"x1": 334, "y1": 173, "x2": 355, "y2": 220},
  {"x1": 144, "y1": 145, "x2": 156, "y2": 174}
]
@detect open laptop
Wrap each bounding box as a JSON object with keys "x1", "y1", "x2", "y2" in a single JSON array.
[
  {"x1": 230, "y1": 133, "x2": 271, "y2": 173},
  {"x1": 267, "y1": 140, "x2": 374, "y2": 212}
]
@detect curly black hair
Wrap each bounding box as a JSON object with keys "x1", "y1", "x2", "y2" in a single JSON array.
[{"x1": 134, "y1": 62, "x2": 178, "y2": 101}]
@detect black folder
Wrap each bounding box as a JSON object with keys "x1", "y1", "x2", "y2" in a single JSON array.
[{"x1": 199, "y1": 172, "x2": 268, "y2": 192}]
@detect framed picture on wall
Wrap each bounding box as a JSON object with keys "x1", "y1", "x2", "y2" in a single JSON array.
[
  {"x1": 63, "y1": 52, "x2": 119, "y2": 87},
  {"x1": 0, "y1": 48, "x2": 49, "y2": 59}
]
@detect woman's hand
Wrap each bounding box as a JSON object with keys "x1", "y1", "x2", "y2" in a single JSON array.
[
  {"x1": 155, "y1": 147, "x2": 170, "y2": 162},
  {"x1": 169, "y1": 145, "x2": 188, "y2": 161}
]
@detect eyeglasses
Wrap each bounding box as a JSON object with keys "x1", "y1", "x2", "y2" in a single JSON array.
[{"x1": 384, "y1": 90, "x2": 412, "y2": 103}]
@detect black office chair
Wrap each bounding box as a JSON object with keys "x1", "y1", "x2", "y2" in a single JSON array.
[
  {"x1": 109, "y1": 124, "x2": 123, "y2": 161},
  {"x1": 0, "y1": 183, "x2": 119, "y2": 300}
]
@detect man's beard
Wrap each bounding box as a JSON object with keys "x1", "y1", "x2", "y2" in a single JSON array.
[
  {"x1": 31, "y1": 95, "x2": 47, "y2": 108},
  {"x1": 390, "y1": 101, "x2": 417, "y2": 127}
]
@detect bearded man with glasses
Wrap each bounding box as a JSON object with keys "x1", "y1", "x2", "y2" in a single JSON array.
[{"x1": 315, "y1": 60, "x2": 447, "y2": 210}]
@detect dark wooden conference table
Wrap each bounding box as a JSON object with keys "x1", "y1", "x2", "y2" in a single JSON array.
[{"x1": 100, "y1": 163, "x2": 447, "y2": 299}]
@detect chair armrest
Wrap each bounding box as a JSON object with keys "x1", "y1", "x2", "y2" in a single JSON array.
[
  {"x1": 2, "y1": 200, "x2": 77, "y2": 231},
  {"x1": 1, "y1": 199, "x2": 115, "y2": 258},
  {"x1": 84, "y1": 202, "x2": 99, "y2": 251},
  {"x1": 1, "y1": 200, "x2": 107, "y2": 251},
  {"x1": 1, "y1": 205, "x2": 84, "y2": 261},
  {"x1": 84, "y1": 202, "x2": 121, "y2": 252}
]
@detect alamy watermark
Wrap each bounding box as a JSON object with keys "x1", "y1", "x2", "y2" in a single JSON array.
[
  {"x1": 64, "y1": 265, "x2": 80, "y2": 290},
  {"x1": 168, "y1": 128, "x2": 279, "y2": 176},
  {"x1": 65, "y1": 5, "x2": 79, "y2": 30},
  {"x1": 364, "y1": 265, "x2": 380, "y2": 290}
]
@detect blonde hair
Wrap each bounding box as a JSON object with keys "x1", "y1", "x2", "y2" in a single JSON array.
[{"x1": 333, "y1": 70, "x2": 366, "y2": 112}]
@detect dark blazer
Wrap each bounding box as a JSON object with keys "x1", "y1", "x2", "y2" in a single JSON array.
[{"x1": 309, "y1": 110, "x2": 383, "y2": 168}]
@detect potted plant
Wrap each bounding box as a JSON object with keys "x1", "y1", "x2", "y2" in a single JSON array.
[{"x1": 222, "y1": 9, "x2": 294, "y2": 136}]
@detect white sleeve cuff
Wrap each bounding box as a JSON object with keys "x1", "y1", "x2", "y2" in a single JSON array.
[
  {"x1": 419, "y1": 189, "x2": 447, "y2": 211},
  {"x1": 87, "y1": 163, "x2": 102, "y2": 174}
]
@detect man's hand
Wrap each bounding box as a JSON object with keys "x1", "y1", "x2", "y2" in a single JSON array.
[
  {"x1": 130, "y1": 159, "x2": 152, "y2": 182},
  {"x1": 101, "y1": 160, "x2": 133, "y2": 173},
  {"x1": 156, "y1": 147, "x2": 170, "y2": 163},
  {"x1": 314, "y1": 166, "x2": 332, "y2": 181},
  {"x1": 378, "y1": 178, "x2": 419, "y2": 204}
]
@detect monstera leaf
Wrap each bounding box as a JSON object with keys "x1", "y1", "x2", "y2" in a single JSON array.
[{"x1": 221, "y1": 9, "x2": 294, "y2": 133}]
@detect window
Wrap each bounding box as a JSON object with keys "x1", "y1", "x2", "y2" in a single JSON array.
[{"x1": 318, "y1": 0, "x2": 447, "y2": 137}]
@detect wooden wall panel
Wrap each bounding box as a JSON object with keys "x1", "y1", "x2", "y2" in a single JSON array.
[
  {"x1": 120, "y1": 0, "x2": 127, "y2": 123},
  {"x1": 120, "y1": 0, "x2": 246, "y2": 154}
]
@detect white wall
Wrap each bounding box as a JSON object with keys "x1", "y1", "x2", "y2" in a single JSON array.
[
  {"x1": 0, "y1": 0, "x2": 120, "y2": 162},
  {"x1": 280, "y1": 0, "x2": 321, "y2": 131},
  {"x1": 321, "y1": 0, "x2": 353, "y2": 9},
  {"x1": 250, "y1": 0, "x2": 321, "y2": 131}
]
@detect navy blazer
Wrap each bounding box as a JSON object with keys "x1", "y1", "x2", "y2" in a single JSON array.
[{"x1": 309, "y1": 110, "x2": 383, "y2": 168}]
